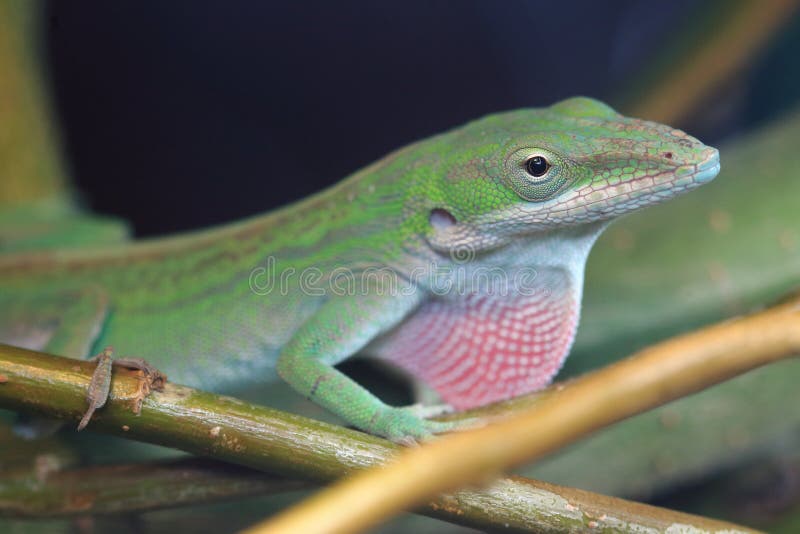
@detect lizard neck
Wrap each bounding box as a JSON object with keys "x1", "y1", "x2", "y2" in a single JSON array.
[
  {"x1": 498, "y1": 221, "x2": 608, "y2": 270},
  {"x1": 372, "y1": 221, "x2": 610, "y2": 409},
  {"x1": 414, "y1": 221, "x2": 608, "y2": 298}
]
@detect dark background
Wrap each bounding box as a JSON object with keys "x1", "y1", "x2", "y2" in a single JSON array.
[
  {"x1": 44, "y1": 1, "x2": 800, "y2": 236},
  {"x1": 24, "y1": 5, "x2": 800, "y2": 528}
]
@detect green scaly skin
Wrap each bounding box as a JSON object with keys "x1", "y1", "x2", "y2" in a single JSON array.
[{"x1": 0, "y1": 97, "x2": 719, "y2": 443}]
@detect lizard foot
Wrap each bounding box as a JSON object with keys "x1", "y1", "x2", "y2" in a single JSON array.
[
  {"x1": 369, "y1": 405, "x2": 485, "y2": 446},
  {"x1": 77, "y1": 347, "x2": 167, "y2": 431}
]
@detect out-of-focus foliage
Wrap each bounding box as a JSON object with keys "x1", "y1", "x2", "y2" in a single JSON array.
[
  {"x1": 0, "y1": 0, "x2": 65, "y2": 204},
  {"x1": 0, "y1": 0, "x2": 799, "y2": 532},
  {"x1": 0, "y1": 1, "x2": 129, "y2": 252}
]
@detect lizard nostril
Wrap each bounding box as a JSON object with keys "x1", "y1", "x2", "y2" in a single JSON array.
[{"x1": 663, "y1": 152, "x2": 673, "y2": 160}]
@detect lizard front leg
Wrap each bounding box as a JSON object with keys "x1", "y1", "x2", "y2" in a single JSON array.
[{"x1": 276, "y1": 286, "x2": 463, "y2": 445}]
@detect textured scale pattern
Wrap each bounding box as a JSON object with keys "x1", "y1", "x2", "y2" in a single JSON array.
[
  {"x1": 0, "y1": 97, "x2": 721, "y2": 442},
  {"x1": 376, "y1": 270, "x2": 578, "y2": 409}
]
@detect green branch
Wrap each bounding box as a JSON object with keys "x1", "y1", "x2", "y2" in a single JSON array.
[
  {"x1": 0, "y1": 343, "x2": 750, "y2": 533},
  {"x1": 0, "y1": 455, "x2": 309, "y2": 518}
]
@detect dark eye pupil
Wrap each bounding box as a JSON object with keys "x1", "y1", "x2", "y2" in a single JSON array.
[{"x1": 525, "y1": 156, "x2": 550, "y2": 177}]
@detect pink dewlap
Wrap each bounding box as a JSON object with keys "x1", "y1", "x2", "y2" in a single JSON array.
[{"x1": 378, "y1": 287, "x2": 579, "y2": 409}]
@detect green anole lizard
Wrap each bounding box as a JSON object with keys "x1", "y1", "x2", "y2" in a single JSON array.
[{"x1": 0, "y1": 97, "x2": 720, "y2": 443}]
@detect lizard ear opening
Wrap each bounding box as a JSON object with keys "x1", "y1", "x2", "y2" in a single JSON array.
[
  {"x1": 429, "y1": 208, "x2": 457, "y2": 230},
  {"x1": 427, "y1": 208, "x2": 507, "y2": 256}
]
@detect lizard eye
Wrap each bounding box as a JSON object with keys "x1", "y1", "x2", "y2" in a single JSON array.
[
  {"x1": 505, "y1": 148, "x2": 570, "y2": 202},
  {"x1": 525, "y1": 155, "x2": 550, "y2": 177}
]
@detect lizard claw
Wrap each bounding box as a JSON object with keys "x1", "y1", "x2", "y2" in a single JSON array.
[
  {"x1": 78, "y1": 347, "x2": 115, "y2": 431},
  {"x1": 78, "y1": 347, "x2": 167, "y2": 431}
]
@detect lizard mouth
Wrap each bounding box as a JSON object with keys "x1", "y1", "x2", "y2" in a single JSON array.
[
  {"x1": 601, "y1": 146, "x2": 720, "y2": 215},
  {"x1": 535, "y1": 146, "x2": 720, "y2": 226},
  {"x1": 626, "y1": 145, "x2": 720, "y2": 194},
  {"x1": 691, "y1": 147, "x2": 721, "y2": 184},
  {"x1": 663, "y1": 146, "x2": 720, "y2": 193},
  {"x1": 487, "y1": 145, "x2": 721, "y2": 231}
]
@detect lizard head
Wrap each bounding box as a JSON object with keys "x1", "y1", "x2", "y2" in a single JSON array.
[{"x1": 427, "y1": 96, "x2": 720, "y2": 253}]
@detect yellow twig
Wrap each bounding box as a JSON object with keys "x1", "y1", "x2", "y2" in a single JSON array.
[
  {"x1": 626, "y1": 0, "x2": 800, "y2": 124},
  {"x1": 247, "y1": 296, "x2": 800, "y2": 534}
]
